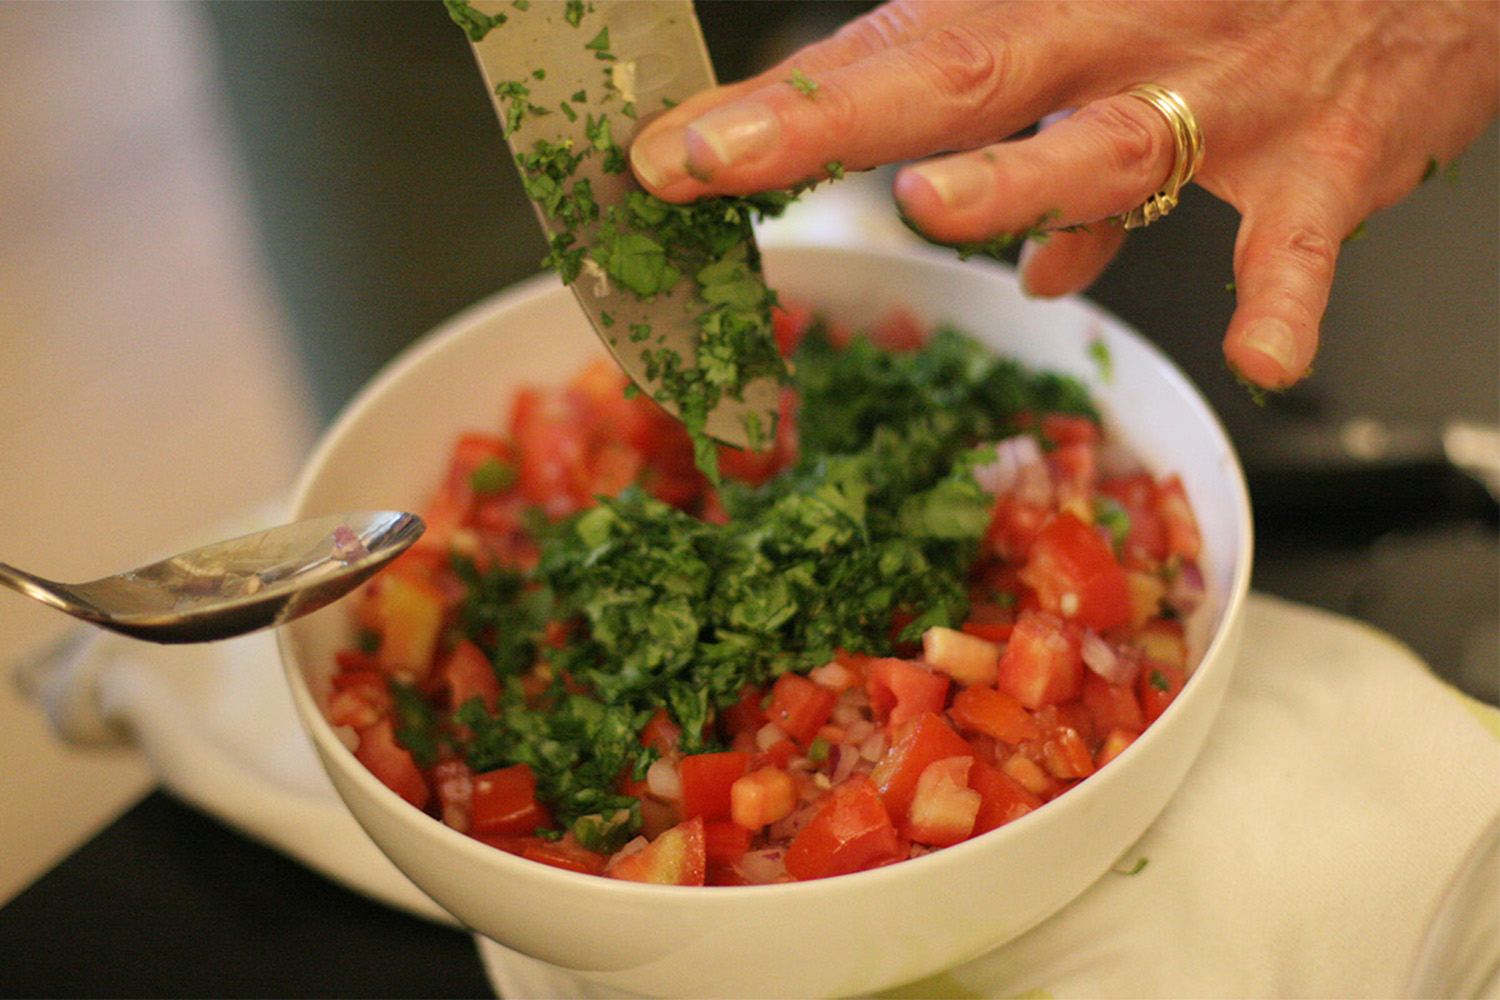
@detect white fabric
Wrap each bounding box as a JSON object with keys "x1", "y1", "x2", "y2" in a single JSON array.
[{"x1": 20, "y1": 573, "x2": 1500, "y2": 997}]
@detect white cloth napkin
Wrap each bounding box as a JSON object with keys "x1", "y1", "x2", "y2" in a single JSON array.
[
  {"x1": 18, "y1": 571, "x2": 1500, "y2": 998},
  {"x1": 15, "y1": 587, "x2": 455, "y2": 927}
]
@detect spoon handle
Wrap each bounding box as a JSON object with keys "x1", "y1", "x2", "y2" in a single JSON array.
[{"x1": 0, "y1": 562, "x2": 75, "y2": 615}]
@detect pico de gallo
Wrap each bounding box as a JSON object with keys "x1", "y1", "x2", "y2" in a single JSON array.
[{"x1": 326, "y1": 305, "x2": 1205, "y2": 885}]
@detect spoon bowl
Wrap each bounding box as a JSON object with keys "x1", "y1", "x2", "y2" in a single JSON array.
[{"x1": 0, "y1": 511, "x2": 423, "y2": 643}]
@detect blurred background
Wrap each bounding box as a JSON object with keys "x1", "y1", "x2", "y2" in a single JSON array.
[{"x1": 0, "y1": 1, "x2": 1494, "y2": 994}]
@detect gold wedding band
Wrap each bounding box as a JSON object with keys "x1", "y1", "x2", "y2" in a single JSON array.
[{"x1": 1119, "y1": 84, "x2": 1204, "y2": 230}]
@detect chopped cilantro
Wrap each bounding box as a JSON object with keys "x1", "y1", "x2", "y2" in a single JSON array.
[
  {"x1": 788, "y1": 68, "x2": 819, "y2": 97},
  {"x1": 1148, "y1": 668, "x2": 1170, "y2": 692},
  {"x1": 585, "y1": 26, "x2": 611, "y2": 57},
  {"x1": 825, "y1": 161, "x2": 846, "y2": 180},
  {"x1": 1112, "y1": 857, "x2": 1150, "y2": 876},
  {"x1": 391, "y1": 681, "x2": 445, "y2": 767},
  {"x1": 470, "y1": 457, "x2": 517, "y2": 495},
  {"x1": 1088, "y1": 338, "x2": 1113, "y2": 383},
  {"x1": 443, "y1": 0, "x2": 505, "y2": 40},
  {"x1": 564, "y1": 0, "x2": 588, "y2": 27}
]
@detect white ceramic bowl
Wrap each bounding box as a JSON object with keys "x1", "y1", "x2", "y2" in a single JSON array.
[{"x1": 278, "y1": 243, "x2": 1253, "y2": 999}]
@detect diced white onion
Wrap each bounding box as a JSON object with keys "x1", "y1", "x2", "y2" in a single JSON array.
[
  {"x1": 736, "y1": 848, "x2": 788, "y2": 885},
  {"x1": 1081, "y1": 629, "x2": 1136, "y2": 686},
  {"x1": 972, "y1": 435, "x2": 1046, "y2": 498},
  {"x1": 756, "y1": 723, "x2": 789, "y2": 751},
  {"x1": 645, "y1": 758, "x2": 682, "y2": 801}
]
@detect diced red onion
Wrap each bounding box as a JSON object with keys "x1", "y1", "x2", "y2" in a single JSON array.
[
  {"x1": 736, "y1": 848, "x2": 788, "y2": 885},
  {"x1": 859, "y1": 730, "x2": 889, "y2": 763},
  {"x1": 768, "y1": 801, "x2": 818, "y2": 843},
  {"x1": 1169, "y1": 560, "x2": 1207, "y2": 617},
  {"x1": 828, "y1": 744, "x2": 859, "y2": 785},
  {"x1": 843, "y1": 718, "x2": 876, "y2": 748},
  {"x1": 972, "y1": 435, "x2": 1046, "y2": 498},
  {"x1": 1081, "y1": 629, "x2": 1137, "y2": 685}
]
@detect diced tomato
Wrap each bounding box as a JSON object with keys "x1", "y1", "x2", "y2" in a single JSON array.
[
  {"x1": 420, "y1": 432, "x2": 512, "y2": 546},
  {"x1": 864, "y1": 658, "x2": 950, "y2": 728},
  {"x1": 1137, "y1": 662, "x2": 1187, "y2": 724},
  {"x1": 364, "y1": 570, "x2": 447, "y2": 681},
  {"x1": 355, "y1": 718, "x2": 429, "y2": 810},
  {"x1": 1099, "y1": 473, "x2": 1169, "y2": 564},
  {"x1": 638, "y1": 708, "x2": 682, "y2": 755},
  {"x1": 678, "y1": 751, "x2": 751, "y2": 823},
  {"x1": 718, "y1": 685, "x2": 768, "y2": 739},
  {"x1": 1040, "y1": 413, "x2": 1100, "y2": 448},
  {"x1": 1157, "y1": 475, "x2": 1202, "y2": 561},
  {"x1": 471, "y1": 763, "x2": 552, "y2": 837},
  {"x1": 950, "y1": 685, "x2": 1043, "y2": 745},
  {"x1": 921, "y1": 626, "x2": 1000, "y2": 687},
  {"x1": 328, "y1": 668, "x2": 392, "y2": 731},
  {"x1": 1001, "y1": 751, "x2": 1063, "y2": 800},
  {"x1": 1125, "y1": 570, "x2": 1168, "y2": 627},
  {"x1": 729, "y1": 766, "x2": 799, "y2": 830},
  {"x1": 871, "y1": 712, "x2": 974, "y2": 824},
  {"x1": 703, "y1": 819, "x2": 753, "y2": 869},
  {"x1": 771, "y1": 300, "x2": 815, "y2": 356},
  {"x1": 1020, "y1": 511, "x2": 1132, "y2": 632},
  {"x1": 968, "y1": 758, "x2": 1043, "y2": 834},
  {"x1": 1095, "y1": 727, "x2": 1138, "y2": 768},
  {"x1": 765, "y1": 673, "x2": 837, "y2": 748},
  {"x1": 717, "y1": 440, "x2": 783, "y2": 486},
  {"x1": 438, "y1": 640, "x2": 500, "y2": 714},
  {"x1": 901, "y1": 756, "x2": 980, "y2": 847},
  {"x1": 1134, "y1": 617, "x2": 1189, "y2": 670},
  {"x1": 868, "y1": 306, "x2": 926, "y2": 352},
  {"x1": 784, "y1": 776, "x2": 903, "y2": 880},
  {"x1": 1039, "y1": 726, "x2": 1095, "y2": 780},
  {"x1": 510, "y1": 388, "x2": 573, "y2": 498},
  {"x1": 519, "y1": 834, "x2": 607, "y2": 876},
  {"x1": 1081, "y1": 671, "x2": 1145, "y2": 736},
  {"x1": 985, "y1": 497, "x2": 1050, "y2": 561},
  {"x1": 995, "y1": 610, "x2": 1084, "y2": 709},
  {"x1": 606, "y1": 817, "x2": 707, "y2": 885},
  {"x1": 1047, "y1": 441, "x2": 1097, "y2": 505}
]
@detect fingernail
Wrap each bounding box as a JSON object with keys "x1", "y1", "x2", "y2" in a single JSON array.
[
  {"x1": 684, "y1": 103, "x2": 779, "y2": 172},
  {"x1": 630, "y1": 126, "x2": 690, "y2": 189},
  {"x1": 903, "y1": 156, "x2": 992, "y2": 210},
  {"x1": 1238, "y1": 318, "x2": 1301, "y2": 380}
]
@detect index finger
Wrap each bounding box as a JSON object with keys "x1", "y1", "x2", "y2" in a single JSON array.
[{"x1": 630, "y1": 3, "x2": 1118, "y2": 199}]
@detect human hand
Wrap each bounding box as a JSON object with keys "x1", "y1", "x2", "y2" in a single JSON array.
[{"x1": 630, "y1": 1, "x2": 1499, "y2": 389}]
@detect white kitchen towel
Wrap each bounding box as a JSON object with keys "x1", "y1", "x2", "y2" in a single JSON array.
[{"x1": 19, "y1": 582, "x2": 1500, "y2": 998}]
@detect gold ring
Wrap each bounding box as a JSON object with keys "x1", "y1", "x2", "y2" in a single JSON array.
[{"x1": 1119, "y1": 84, "x2": 1204, "y2": 229}]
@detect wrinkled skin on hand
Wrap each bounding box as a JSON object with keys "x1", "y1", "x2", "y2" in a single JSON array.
[{"x1": 630, "y1": 1, "x2": 1499, "y2": 390}]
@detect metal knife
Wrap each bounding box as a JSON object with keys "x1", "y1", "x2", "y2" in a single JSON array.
[{"x1": 457, "y1": 0, "x2": 779, "y2": 449}]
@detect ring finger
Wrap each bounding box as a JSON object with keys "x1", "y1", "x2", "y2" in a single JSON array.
[{"x1": 892, "y1": 87, "x2": 1203, "y2": 244}]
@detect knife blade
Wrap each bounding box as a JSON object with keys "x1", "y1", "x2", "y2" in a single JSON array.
[{"x1": 456, "y1": 0, "x2": 781, "y2": 450}]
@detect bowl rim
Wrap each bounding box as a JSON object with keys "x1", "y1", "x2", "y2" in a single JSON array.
[{"x1": 279, "y1": 240, "x2": 1255, "y2": 900}]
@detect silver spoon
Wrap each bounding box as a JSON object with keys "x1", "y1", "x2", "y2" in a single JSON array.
[{"x1": 0, "y1": 511, "x2": 423, "y2": 643}]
